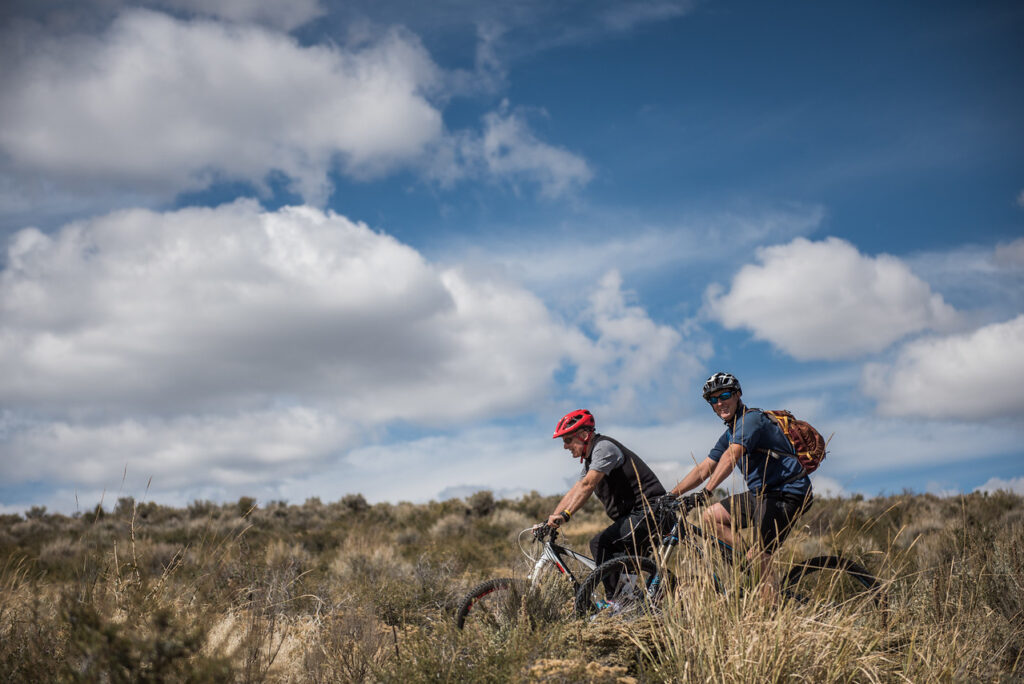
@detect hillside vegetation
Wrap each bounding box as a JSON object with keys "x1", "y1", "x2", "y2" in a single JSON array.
[{"x1": 2, "y1": 489, "x2": 1022, "y2": 682}]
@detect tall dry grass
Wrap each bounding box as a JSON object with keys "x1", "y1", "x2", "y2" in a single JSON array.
[{"x1": 0, "y1": 490, "x2": 1021, "y2": 682}]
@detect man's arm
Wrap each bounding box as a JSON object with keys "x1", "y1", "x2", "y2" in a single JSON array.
[
  {"x1": 669, "y1": 456, "x2": 716, "y2": 496},
  {"x1": 705, "y1": 443, "x2": 743, "y2": 492},
  {"x1": 546, "y1": 469, "x2": 605, "y2": 527}
]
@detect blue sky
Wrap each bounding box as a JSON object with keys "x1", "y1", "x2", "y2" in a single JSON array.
[{"x1": 1, "y1": 0, "x2": 1022, "y2": 514}]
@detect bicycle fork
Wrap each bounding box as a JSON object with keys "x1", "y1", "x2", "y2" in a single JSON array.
[{"x1": 530, "y1": 545, "x2": 573, "y2": 585}]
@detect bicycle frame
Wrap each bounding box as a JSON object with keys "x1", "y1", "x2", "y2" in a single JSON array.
[
  {"x1": 527, "y1": 529, "x2": 596, "y2": 592},
  {"x1": 649, "y1": 506, "x2": 738, "y2": 594}
]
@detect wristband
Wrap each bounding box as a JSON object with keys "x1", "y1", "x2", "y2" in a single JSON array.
[{"x1": 560, "y1": 509, "x2": 571, "y2": 522}]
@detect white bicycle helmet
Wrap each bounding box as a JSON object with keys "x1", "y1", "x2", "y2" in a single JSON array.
[{"x1": 702, "y1": 372, "x2": 741, "y2": 399}]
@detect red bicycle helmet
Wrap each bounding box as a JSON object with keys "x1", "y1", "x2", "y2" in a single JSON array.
[{"x1": 553, "y1": 409, "x2": 595, "y2": 438}]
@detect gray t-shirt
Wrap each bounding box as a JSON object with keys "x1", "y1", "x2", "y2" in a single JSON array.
[{"x1": 581, "y1": 439, "x2": 625, "y2": 478}]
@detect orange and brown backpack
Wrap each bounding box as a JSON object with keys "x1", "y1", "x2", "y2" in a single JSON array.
[{"x1": 756, "y1": 409, "x2": 829, "y2": 475}]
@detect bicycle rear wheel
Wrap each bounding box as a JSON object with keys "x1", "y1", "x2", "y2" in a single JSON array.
[
  {"x1": 573, "y1": 555, "x2": 668, "y2": 619},
  {"x1": 783, "y1": 555, "x2": 883, "y2": 612}
]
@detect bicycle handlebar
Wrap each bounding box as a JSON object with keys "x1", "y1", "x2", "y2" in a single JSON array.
[{"x1": 653, "y1": 490, "x2": 711, "y2": 516}]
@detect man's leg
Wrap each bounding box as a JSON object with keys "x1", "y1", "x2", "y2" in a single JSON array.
[
  {"x1": 757, "y1": 492, "x2": 812, "y2": 556},
  {"x1": 704, "y1": 502, "x2": 737, "y2": 548},
  {"x1": 704, "y1": 492, "x2": 757, "y2": 558},
  {"x1": 589, "y1": 511, "x2": 656, "y2": 594},
  {"x1": 752, "y1": 492, "x2": 813, "y2": 599}
]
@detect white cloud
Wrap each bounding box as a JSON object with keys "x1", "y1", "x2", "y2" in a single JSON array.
[
  {"x1": 0, "y1": 200, "x2": 570, "y2": 421},
  {"x1": 807, "y1": 474, "x2": 847, "y2": 498},
  {"x1": 1, "y1": 409, "x2": 353, "y2": 489},
  {"x1": 976, "y1": 476, "x2": 1024, "y2": 496},
  {"x1": 0, "y1": 10, "x2": 594, "y2": 212},
  {"x1": 442, "y1": 205, "x2": 826, "y2": 303},
  {"x1": 815, "y1": 414, "x2": 1022, "y2": 477},
  {"x1": 478, "y1": 106, "x2": 593, "y2": 197},
  {"x1": 0, "y1": 200, "x2": 703, "y2": 498},
  {"x1": 994, "y1": 237, "x2": 1024, "y2": 269},
  {"x1": 906, "y1": 241, "x2": 1024, "y2": 317},
  {"x1": 707, "y1": 237, "x2": 958, "y2": 360},
  {"x1": 570, "y1": 271, "x2": 705, "y2": 419},
  {"x1": 0, "y1": 11, "x2": 442, "y2": 205},
  {"x1": 427, "y1": 105, "x2": 593, "y2": 197},
  {"x1": 862, "y1": 315, "x2": 1024, "y2": 420}
]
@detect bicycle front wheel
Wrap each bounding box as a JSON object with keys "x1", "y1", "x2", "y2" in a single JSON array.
[
  {"x1": 783, "y1": 555, "x2": 883, "y2": 612},
  {"x1": 455, "y1": 577, "x2": 529, "y2": 631},
  {"x1": 456, "y1": 565, "x2": 576, "y2": 634},
  {"x1": 574, "y1": 555, "x2": 669, "y2": 619}
]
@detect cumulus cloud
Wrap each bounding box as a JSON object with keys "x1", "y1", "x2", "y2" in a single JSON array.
[
  {"x1": 0, "y1": 200, "x2": 571, "y2": 421},
  {"x1": 0, "y1": 11, "x2": 443, "y2": 205},
  {"x1": 0, "y1": 9, "x2": 593, "y2": 212},
  {"x1": 862, "y1": 315, "x2": 1024, "y2": 420},
  {"x1": 570, "y1": 272, "x2": 706, "y2": 419},
  {"x1": 707, "y1": 237, "x2": 958, "y2": 360},
  {"x1": 0, "y1": 200, "x2": 702, "y2": 501}
]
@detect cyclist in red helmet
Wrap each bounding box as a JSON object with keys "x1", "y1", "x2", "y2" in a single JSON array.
[{"x1": 546, "y1": 409, "x2": 668, "y2": 579}]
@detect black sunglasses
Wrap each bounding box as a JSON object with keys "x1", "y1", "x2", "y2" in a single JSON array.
[{"x1": 707, "y1": 390, "x2": 736, "y2": 405}]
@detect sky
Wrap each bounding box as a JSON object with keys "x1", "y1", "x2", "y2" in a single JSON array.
[{"x1": 1, "y1": 0, "x2": 1022, "y2": 515}]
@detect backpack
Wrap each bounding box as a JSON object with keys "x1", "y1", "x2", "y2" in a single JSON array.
[{"x1": 757, "y1": 409, "x2": 829, "y2": 474}]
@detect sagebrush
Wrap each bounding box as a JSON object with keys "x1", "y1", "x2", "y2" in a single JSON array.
[{"x1": 1, "y1": 490, "x2": 1022, "y2": 682}]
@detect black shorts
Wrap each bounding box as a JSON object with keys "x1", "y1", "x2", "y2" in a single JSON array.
[{"x1": 721, "y1": 489, "x2": 813, "y2": 553}]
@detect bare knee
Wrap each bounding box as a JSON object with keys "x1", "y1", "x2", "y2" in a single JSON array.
[{"x1": 703, "y1": 502, "x2": 730, "y2": 528}]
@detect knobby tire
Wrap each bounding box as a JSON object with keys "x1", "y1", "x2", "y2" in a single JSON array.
[{"x1": 455, "y1": 577, "x2": 527, "y2": 630}]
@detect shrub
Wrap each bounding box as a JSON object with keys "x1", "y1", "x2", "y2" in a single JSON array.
[
  {"x1": 237, "y1": 496, "x2": 258, "y2": 518},
  {"x1": 467, "y1": 490, "x2": 496, "y2": 518},
  {"x1": 341, "y1": 493, "x2": 370, "y2": 514}
]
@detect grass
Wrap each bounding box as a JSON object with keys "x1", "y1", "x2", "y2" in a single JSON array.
[{"x1": 1, "y1": 490, "x2": 1022, "y2": 682}]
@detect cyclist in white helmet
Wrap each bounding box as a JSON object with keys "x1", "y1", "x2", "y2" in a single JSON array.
[{"x1": 670, "y1": 373, "x2": 813, "y2": 595}]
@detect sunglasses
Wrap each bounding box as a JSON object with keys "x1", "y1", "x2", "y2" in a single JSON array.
[{"x1": 707, "y1": 390, "x2": 736, "y2": 405}]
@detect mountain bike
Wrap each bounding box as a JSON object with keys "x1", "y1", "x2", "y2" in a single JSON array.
[
  {"x1": 574, "y1": 494, "x2": 884, "y2": 620},
  {"x1": 455, "y1": 525, "x2": 596, "y2": 633}
]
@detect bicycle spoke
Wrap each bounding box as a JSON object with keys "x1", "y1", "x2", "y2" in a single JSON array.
[
  {"x1": 456, "y1": 578, "x2": 528, "y2": 634},
  {"x1": 456, "y1": 570, "x2": 577, "y2": 635}
]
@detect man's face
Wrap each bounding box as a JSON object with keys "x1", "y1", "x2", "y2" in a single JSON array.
[
  {"x1": 707, "y1": 389, "x2": 740, "y2": 421},
  {"x1": 562, "y1": 430, "x2": 589, "y2": 460}
]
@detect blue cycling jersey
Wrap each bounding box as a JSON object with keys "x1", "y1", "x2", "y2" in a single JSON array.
[{"x1": 708, "y1": 407, "x2": 811, "y2": 497}]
